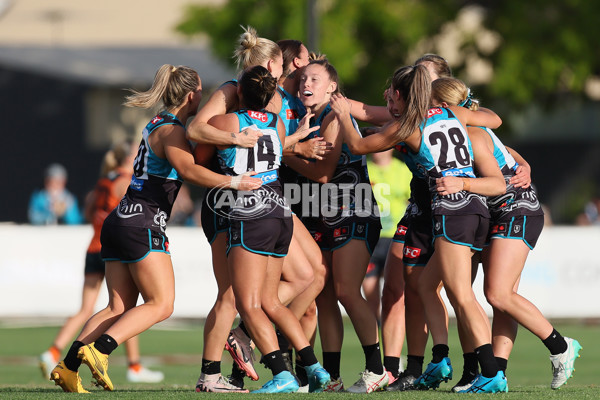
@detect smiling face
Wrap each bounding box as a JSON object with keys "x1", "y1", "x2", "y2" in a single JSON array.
[
  {"x1": 299, "y1": 63, "x2": 337, "y2": 112},
  {"x1": 387, "y1": 85, "x2": 405, "y2": 118}
]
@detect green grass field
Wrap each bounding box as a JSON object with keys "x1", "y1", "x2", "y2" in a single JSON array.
[{"x1": 0, "y1": 319, "x2": 598, "y2": 399}]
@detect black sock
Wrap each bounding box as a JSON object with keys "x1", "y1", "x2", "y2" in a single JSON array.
[
  {"x1": 230, "y1": 362, "x2": 246, "y2": 382},
  {"x1": 276, "y1": 330, "x2": 290, "y2": 353},
  {"x1": 362, "y1": 343, "x2": 384, "y2": 375},
  {"x1": 63, "y1": 341, "x2": 84, "y2": 372},
  {"x1": 475, "y1": 344, "x2": 499, "y2": 378},
  {"x1": 431, "y1": 344, "x2": 449, "y2": 363},
  {"x1": 238, "y1": 321, "x2": 250, "y2": 338},
  {"x1": 295, "y1": 351, "x2": 309, "y2": 386},
  {"x1": 495, "y1": 357, "x2": 508, "y2": 373},
  {"x1": 322, "y1": 351, "x2": 341, "y2": 380},
  {"x1": 383, "y1": 356, "x2": 400, "y2": 378},
  {"x1": 406, "y1": 355, "x2": 424, "y2": 377},
  {"x1": 463, "y1": 352, "x2": 479, "y2": 376},
  {"x1": 94, "y1": 334, "x2": 118, "y2": 355},
  {"x1": 297, "y1": 346, "x2": 318, "y2": 367},
  {"x1": 262, "y1": 350, "x2": 287, "y2": 376},
  {"x1": 201, "y1": 359, "x2": 221, "y2": 375},
  {"x1": 543, "y1": 329, "x2": 568, "y2": 355}
]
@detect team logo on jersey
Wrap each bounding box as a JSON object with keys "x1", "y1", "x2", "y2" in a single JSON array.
[
  {"x1": 403, "y1": 246, "x2": 422, "y2": 259},
  {"x1": 396, "y1": 224, "x2": 408, "y2": 235},
  {"x1": 150, "y1": 115, "x2": 164, "y2": 124},
  {"x1": 427, "y1": 108, "x2": 443, "y2": 118},
  {"x1": 153, "y1": 209, "x2": 168, "y2": 232},
  {"x1": 248, "y1": 110, "x2": 268, "y2": 123},
  {"x1": 286, "y1": 109, "x2": 299, "y2": 120}
]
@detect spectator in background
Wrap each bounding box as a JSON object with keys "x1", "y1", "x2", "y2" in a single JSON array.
[
  {"x1": 576, "y1": 191, "x2": 600, "y2": 225},
  {"x1": 362, "y1": 149, "x2": 411, "y2": 323},
  {"x1": 29, "y1": 163, "x2": 82, "y2": 225}
]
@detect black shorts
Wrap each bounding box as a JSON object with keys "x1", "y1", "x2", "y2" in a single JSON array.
[
  {"x1": 433, "y1": 214, "x2": 489, "y2": 251},
  {"x1": 84, "y1": 252, "x2": 105, "y2": 274},
  {"x1": 303, "y1": 217, "x2": 381, "y2": 255},
  {"x1": 227, "y1": 217, "x2": 293, "y2": 257},
  {"x1": 201, "y1": 195, "x2": 229, "y2": 244},
  {"x1": 402, "y1": 217, "x2": 435, "y2": 267},
  {"x1": 366, "y1": 237, "x2": 392, "y2": 277},
  {"x1": 488, "y1": 214, "x2": 544, "y2": 249},
  {"x1": 392, "y1": 217, "x2": 409, "y2": 243},
  {"x1": 101, "y1": 224, "x2": 170, "y2": 263}
]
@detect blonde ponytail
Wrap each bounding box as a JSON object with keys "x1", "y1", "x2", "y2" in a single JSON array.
[
  {"x1": 124, "y1": 64, "x2": 199, "y2": 111},
  {"x1": 390, "y1": 64, "x2": 432, "y2": 143}
]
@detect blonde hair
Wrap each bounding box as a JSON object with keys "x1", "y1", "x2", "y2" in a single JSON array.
[
  {"x1": 100, "y1": 141, "x2": 132, "y2": 177},
  {"x1": 432, "y1": 77, "x2": 480, "y2": 110},
  {"x1": 309, "y1": 51, "x2": 327, "y2": 62},
  {"x1": 390, "y1": 64, "x2": 432, "y2": 142},
  {"x1": 233, "y1": 26, "x2": 281, "y2": 70},
  {"x1": 123, "y1": 64, "x2": 199, "y2": 111}
]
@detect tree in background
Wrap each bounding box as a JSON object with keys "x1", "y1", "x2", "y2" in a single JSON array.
[{"x1": 176, "y1": 0, "x2": 600, "y2": 111}]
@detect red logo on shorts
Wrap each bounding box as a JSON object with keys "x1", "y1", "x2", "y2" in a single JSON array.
[
  {"x1": 403, "y1": 246, "x2": 421, "y2": 258},
  {"x1": 333, "y1": 227, "x2": 349, "y2": 238},
  {"x1": 313, "y1": 232, "x2": 322, "y2": 242},
  {"x1": 151, "y1": 116, "x2": 163, "y2": 124},
  {"x1": 286, "y1": 109, "x2": 299, "y2": 120},
  {"x1": 491, "y1": 224, "x2": 506, "y2": 234},
  {"x1": 248, "y1": 110, "x2": 268, "y2": 123},
  {"x1": 427, "y1": 108, "x2": 443, "y2": 118},
  {"x1": 396, "y1": 225, "x2": 408, "y2": 235},
  {"x1": 165, "y1": 241, "x2": 169, "y2": 252}
]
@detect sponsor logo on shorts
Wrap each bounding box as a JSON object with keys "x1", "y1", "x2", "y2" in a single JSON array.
[
  {"x1": 153, "y1": 238, "x2": 160, "y2": 247},
  {"x1": 165, "y1": 241, "x2": 169, "y2": 252},
  {"x1": 333, "y1": 226, "x2": 349, "y2": 238},
  {"x1": 116, "y1": 198, "x2": 143, "y2": 219},
  {"x1": 491, "y1": 224, "x2": 507, "y2": 234},
  {"x1": 356, "y1": 224, "x2": 365, "y2": 234},
  {"x1": 403, "y1": 246, "x2": 422, "y2": 259},
  {"x1": 312, "y1": 232, "x2": 322, "y2": 242},
  {"x1": 513, "y1": 224, "x2": 521, "y2": 233},
  {"x1": 435, "y1": 221, "x2": 442, "y2": 232}
]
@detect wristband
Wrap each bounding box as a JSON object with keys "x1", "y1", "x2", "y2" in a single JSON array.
[
  {"x1": 462, "y1": 178, "x2": 471, "y2": 192},
  {"x1": 230, "y1": 175, "x2": 243, "y2": 190}
]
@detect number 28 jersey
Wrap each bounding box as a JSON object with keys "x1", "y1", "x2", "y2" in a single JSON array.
[{"x1": 407, "y1": 107, "x2": 489, "y2": 217}]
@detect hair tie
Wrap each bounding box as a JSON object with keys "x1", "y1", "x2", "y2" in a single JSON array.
[
  {"x1": 171, "y1": 66, "x2": 177, "y2": 73},
  {"x1": 458, "y1": 88, "x2": 473, "y2": 108}
]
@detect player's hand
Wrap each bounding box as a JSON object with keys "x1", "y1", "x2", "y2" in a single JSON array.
[
  {"x1": 296, "y1": 137, "x2": 334, "y2": 160},
  {"x1": 329, "y1": 93, "x2": 351, "y2": 117},
  {"x1": 230, "y1": 171, "x2": 263, "y2": 190},
  {"x1": 436, "y1": 176, "x2": 463, "y2": 195},
  {"x1": 235, "y1": 127, "x2": 263, "y2": 148},
  {"x1": 509, "y1": 164, "x2": 531, "y2": 188},
  {"x1": 293, "y1": 112, "x2": 320, "y2": 141}
]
